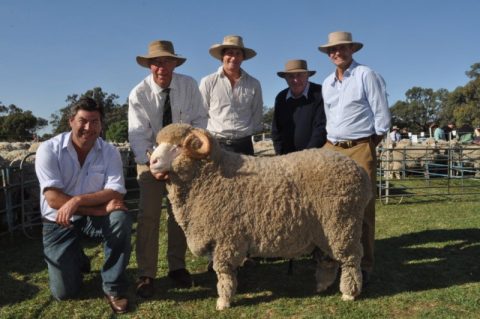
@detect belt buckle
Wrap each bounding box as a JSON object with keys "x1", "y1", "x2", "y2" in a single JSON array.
[{"x1": 336, "y1": 140, "x2": 353, "y2": 148}]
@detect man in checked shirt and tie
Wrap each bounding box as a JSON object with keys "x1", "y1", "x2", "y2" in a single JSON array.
[{"x1": 128, "y1": 40, "x2": 207, "y2": 298}]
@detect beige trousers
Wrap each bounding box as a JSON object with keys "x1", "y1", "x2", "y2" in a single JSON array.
[
  {"x1": 135, "y1": 164, "x2": 188, "y2": 278},
  {"x1": 324, "y1": 141, "x2": 377, "y2": 274}
]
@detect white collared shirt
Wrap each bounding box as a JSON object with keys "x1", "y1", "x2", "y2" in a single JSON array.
[
  {"x1": 35, "y1": 132, "x2": 126, "y2": 221},
  {"x1": 199, "y1": 66, "x2": 263, "y2": 138},
  {"x1": 322, "y1": 60, "x2": 391, "y2": 142},
  {"x1": 286, "y1": 82, "x2": 310, "y2": 100},
  {"x1": 128, "y1": 73, "x2": 208, "y2": 164}
]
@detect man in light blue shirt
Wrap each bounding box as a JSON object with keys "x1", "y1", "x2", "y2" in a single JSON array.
[
  {"x1": 35, "y1": 97, "x2": 132, "y2": 314},
  {"x1": 319, "y1": 31, "x2": 391, "y2": 286}
]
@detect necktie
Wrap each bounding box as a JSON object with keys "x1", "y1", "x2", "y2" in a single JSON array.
[{"x1": 162, "y1": 88, "x2": 172, "y2": 127}]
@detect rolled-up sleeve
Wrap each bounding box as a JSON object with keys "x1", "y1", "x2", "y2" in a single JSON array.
[
  {"x1": 104, "y1": 147, "x2": 127, "y2": 194},
  {"x1": 35, "y1": 141, "x2": 64, "y2": 194}
]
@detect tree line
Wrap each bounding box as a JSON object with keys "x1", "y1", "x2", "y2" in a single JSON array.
[{"x1": 1, "y1": 63, "x2": 479, "y2": 142}]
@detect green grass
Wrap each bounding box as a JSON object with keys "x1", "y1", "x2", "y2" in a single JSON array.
[{"x1": 1, "y1": 199, "x2": 480, "y2": 318}]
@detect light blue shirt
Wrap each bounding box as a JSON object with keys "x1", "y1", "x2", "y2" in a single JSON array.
[
  {"x1": 322, "y1": 60, "x2": 391, "y2": 142},
  {"x1": 35, "y1": 132, "x2": 126, "y2": 221},
  {"x1": 434, "y1": 127, "x2": 446, "y2": 141}
]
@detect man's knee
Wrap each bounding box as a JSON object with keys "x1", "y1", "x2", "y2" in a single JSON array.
[{"x1": 108, "y1": 210, "x2": 133, "y2": 235}]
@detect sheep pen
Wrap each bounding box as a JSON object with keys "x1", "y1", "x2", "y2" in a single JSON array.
[{"x1": 149, "y1": 124, "x2": 372, "y2": 310}]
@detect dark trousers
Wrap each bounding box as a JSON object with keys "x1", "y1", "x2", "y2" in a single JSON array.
[{"x1": 217, "y1": 136, "x2": 254, "y2": 155}]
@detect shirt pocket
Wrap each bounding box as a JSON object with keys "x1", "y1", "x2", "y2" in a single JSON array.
[
  {"x1": 84, "y1": 165, "x2": 105, "y2": 193},
  {"x1": 237, "y1": 87, "x2": 255, "y2": 110}
]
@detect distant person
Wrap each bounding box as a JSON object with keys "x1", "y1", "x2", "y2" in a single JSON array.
[
  {"x1": 442, "y1": 122, "x2": 456, "y2": 141},
  {"x1": 199, "y1": 35, "x2": 263, "y2": 155},
  {"x1": 473, "y1": 127, "x2": 480, "y2": 145},
  {"x1": 400, "y1": 127, "x2": 410, "y2": 139},
  {"x1": 431, "y1": 123, "x2": 446, "y2": 141},
  {"x1": 35, "y1": 97, "x2": 132, "y2": 314},
  {"x1": 271, "y1": 59, "x2": 326, "y2": 154},
  {"x1": 457, "y1": 124, "x2": 474, "y2": 144},
  {"x1": 318, "y1": 31, "x2": 391, "y2": 284},
  {"x1": 129, "y1": 40, "x2": 208, "y2": 298},
  {"x1": 389, "y1": 126, "x2": 401, "y2": 142}
]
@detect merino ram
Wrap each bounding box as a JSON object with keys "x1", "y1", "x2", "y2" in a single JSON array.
[{"x1": 149, "y1": 124, "x2": 372, "y2": 310}]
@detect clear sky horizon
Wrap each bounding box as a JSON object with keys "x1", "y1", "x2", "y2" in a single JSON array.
[{"x1": 1, "y1": 0, "x2": 479, "y2": 134}]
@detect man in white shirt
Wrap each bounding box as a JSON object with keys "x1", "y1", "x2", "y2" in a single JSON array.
[
  {"x1": 390, "y1": 126, "x2": 401, "y2": 142},
  {"x1": 199, "y1": 35, "x2": 263, "y2": 155},
  {"x1": 129, "y1": 40, "x2": 207, "y2": 297},
  {"x1": 319, "y1": 31, "x2": 391, "y2": 285},
  {"x1": 35, "y1": 97, "x2": 132, "y2": 314}
]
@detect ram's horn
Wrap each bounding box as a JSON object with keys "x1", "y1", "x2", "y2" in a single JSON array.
[{"x1": 182, "y1": 129, "x2": 211, "y2": 159}]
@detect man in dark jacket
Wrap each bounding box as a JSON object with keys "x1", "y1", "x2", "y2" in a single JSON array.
[{"x1": 271, "y1": 59, "x2": 326, "y2": 154}]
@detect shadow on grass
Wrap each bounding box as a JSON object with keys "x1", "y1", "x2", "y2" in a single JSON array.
[
  {"x1": 133, "y1": 258, "x2": 328, "y2": 308},
  {"x1": 369, "y1": 228, "x2": 480, "y2": 298},
  {"x1": 145, "y1": 228, "x2": 480, "y2": 306},
  {"x1": 2, "y1": 228, "x2": 479, "y2": 309},
  {"x1": 0, "y1": 234, "x2": 44, "y2": 307}
]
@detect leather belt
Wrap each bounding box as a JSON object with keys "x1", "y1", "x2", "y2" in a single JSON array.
[
  {"x1": 216, "y1": 135, "x2": 252, "y2": 146},
  {"x1": 326, "y1": 136, "x2": 373, "y2": 149},
  {"x1": 42, "y1": 218, "x2": 56, "y2": 224}
]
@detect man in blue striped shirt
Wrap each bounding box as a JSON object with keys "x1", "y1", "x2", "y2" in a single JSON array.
[{"x1": 319, "y1": 31, "x2": 391, "y2": 286}]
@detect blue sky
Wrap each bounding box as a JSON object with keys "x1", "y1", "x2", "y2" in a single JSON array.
[{"x1": 1, "y1": 0, "x2": 479, "y2": 134}]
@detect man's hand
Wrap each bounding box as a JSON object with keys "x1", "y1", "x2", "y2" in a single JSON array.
[
  {"x1": 56, "y1": 196, "x2": 80, "y2": 227},
  {"x1": 105, "y1": 198, "x2": 128, "y2": 213}
]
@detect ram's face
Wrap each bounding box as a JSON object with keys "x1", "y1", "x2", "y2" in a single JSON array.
[
  {"x1": 148, "y1": 124, "x2": 212, "y2": 180},
  {"x1": 149, "y1": 143, "x2": 183, "y2": 180}
]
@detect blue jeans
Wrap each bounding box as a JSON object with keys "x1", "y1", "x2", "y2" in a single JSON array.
[{"x1": 42, "y1": 211, "x2": 132, "y2": 300}]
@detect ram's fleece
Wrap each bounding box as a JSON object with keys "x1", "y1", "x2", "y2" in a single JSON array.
[{"x1": 149, "y1": 124, "x2": 372, "y2": 310}]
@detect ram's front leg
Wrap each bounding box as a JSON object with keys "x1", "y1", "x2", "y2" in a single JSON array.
[
  {"x1": 215, "y1": 268, "x2": 237, "y2": 310},
  {"x1": 213, "y1": 245, "x2": 245, "y2": 310}
]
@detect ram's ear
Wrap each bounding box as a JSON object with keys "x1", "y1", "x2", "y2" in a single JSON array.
[{"x1": 182, "y1": 129, "x2": 211, "y2": 159}]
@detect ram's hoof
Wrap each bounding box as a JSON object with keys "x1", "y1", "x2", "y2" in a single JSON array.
[
  {"x1": 316, "y1": 283, "x2": 328, "y2": 293},
  {"x1": 341, "y1": 294, "x2": 356, "y2": 301},
  {"x1": 216, "y1": 298, "x2": 230, "y2": 310}
]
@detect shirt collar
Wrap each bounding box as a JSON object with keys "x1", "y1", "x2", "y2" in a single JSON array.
[
  {"x1": 329, "y1": 60, "x2": 359, "y2": 86},
  {"x1": 217, "y1": 65, "x2": 244, "y2": 79},
  {"x1": 286, "y1": 82, "x2": 310, "y2": 100},
  {"x1": 62, "y1": 131, "x2": 102, "y2": 153},
  {"x1": 149, "y1": 73, "x2": 177, "y2": 94}
]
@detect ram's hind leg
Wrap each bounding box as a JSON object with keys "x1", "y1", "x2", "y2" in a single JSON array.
[
  {"x1": 215, "y1": 269, "x2": 237, "y2": 310},
  {"x1": 314, "y1": 249, "x2": 339, "y2": 293},
  {"x1": 339, "y1": 261, "x2": 362, "y2": 301}
]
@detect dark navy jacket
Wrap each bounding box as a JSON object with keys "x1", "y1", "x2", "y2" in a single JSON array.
[{"x1": 271, "y1": 82, "x2": 327, "y2": 155}]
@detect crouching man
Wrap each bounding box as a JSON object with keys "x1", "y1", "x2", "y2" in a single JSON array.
[{"x1": 34, "y1": 97, "x2": 132, "y2": 314}]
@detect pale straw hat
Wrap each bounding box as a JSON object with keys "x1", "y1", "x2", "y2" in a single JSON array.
[
  {"x1": 318, "y1": 31, "x2": 363, "y2": 54},
  {"x1": 209, "y1": 35, "x2": 257, "y2": 61},
  {"x1": 136, "y1": 40, "x2": 186, "y2": 68},
  {"x1": 277, "y1": 59, "x2": 316, "y2": 78}
]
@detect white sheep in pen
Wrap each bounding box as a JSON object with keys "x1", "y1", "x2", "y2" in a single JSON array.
[{"x1": 149, "y1": 123, "x2": 372, "y2": 310}]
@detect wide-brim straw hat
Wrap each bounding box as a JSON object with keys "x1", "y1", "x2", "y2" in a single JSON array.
[
  {"x1": 277, "y1": 59, "x2": 316, "y2": 78},
  {"x1": 318, "y1": 31, "x2": 363, "y2": 54},
  {"x1": 136, "y1": 40, "x2": 186, "y2": 68},
  {"x1": 209, "y1": 35, "x2": 256, "y2": 61}
]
